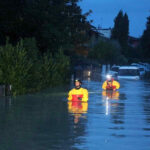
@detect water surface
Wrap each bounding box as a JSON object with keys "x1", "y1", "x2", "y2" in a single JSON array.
[{"x1": 0, "y1": 79, "x2": 150, "y2": 150}]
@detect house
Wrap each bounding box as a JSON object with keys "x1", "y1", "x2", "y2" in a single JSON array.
[
  {"x1": 75, "y1": 25, "x2": 102, "y2": 56},
  {"x1": 97, "y1": 27, "x2": 112, "y2": 39},
  {"x1": 128, "y1": 36, "x2": 140, "y2": 48}
]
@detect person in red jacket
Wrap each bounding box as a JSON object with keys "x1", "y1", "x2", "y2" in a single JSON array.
[{"x1": 68, "y1": 79, "x2": 88, "y2": 102}]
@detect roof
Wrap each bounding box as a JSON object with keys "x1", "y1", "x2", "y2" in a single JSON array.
[{"x1": 119, "y1": 66, "x2": 139, "y2": 69}]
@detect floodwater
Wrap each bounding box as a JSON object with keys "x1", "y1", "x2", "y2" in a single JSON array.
[{"x1": 0, "y1": 78, "x2": 150, "y2": 150}]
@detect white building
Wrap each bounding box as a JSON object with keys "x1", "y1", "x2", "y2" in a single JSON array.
[{"x1": 98, "y1": 28, "x2": 112, "y2": 39}]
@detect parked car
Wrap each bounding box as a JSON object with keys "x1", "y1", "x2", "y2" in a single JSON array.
[
  {"x1": 131, "y1": 63, "x2": 146, "y2": 76},
  {"x1": 138, "y1": 67, "x2": 146, "y2": 76},
  {"x1": 108, "y1": 65, "x2": 120, "y2": 77},
  {"x1": 117, "y1": 66, "x2": 140, "y2": 80}
]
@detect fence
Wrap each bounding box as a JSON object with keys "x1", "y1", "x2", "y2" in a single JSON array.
[{"x1": 0, "y1": 85, "x2": 12, "y2": 96}]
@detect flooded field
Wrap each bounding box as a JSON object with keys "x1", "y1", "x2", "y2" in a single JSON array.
[{"x1": 0, "y1": 78, "x2": 150, "y2": 150}]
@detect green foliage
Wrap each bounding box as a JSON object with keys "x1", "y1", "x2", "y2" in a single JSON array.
[
  {"x1": 22, "y1": 38, "x2": 39, "y2": 60},
  {"x1": 53, "y1": 49, "x2": 70, "y2": 84},
  {"x1": 0, "y1": 39, "x2": 70, "y2": 96},
  {"x1": 0, "y1": 39, "x2": 33, "y2": 95},
  {"x1": 111, "y1": 10, "x2": 129, "y2": 51},
  {"x1": 88, "y1": 39, "x2": 127, "y2": 65},
  {"x1": 38, "y1": 50, "x2": 70, "y2": 89},
  {"x1": 0, "y1": 0, "x2": 91, "y2": 54},
  {"x1": 141, "y1": 16, "x2": 150, "y2": 59}
]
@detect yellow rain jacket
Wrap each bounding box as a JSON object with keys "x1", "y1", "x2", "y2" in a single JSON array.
[
  {"x1": 102, "y1": 80, "x2": 120, "y2": 90},
  {"x1": 68, "y1": 88, "x2": 88, "y2": 102}
]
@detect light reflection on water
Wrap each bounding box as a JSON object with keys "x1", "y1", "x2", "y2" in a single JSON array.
[
  {"x1": 72, "y1": 79, "x2": 150, "y2": 150},
  {"x1": 0, "y1": 79, "x2": 150, "y2": 150},
  {"x1": 68, "y1": 101, "x2": 88, "y2": 124}
]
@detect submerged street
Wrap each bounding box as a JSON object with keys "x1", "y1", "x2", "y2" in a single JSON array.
[
  {"x1": 0, "y1": 0, "x2": 150, "y2": 149},
  {"x1": 0, "y1": 77, "x2": 150, "y2": 150},
  {"x1": 73, "y1": 79, "x2": 150, "y2": 150}
]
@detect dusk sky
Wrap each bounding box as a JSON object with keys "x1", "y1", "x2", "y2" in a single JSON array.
[{"x1": 79, "y1": 0, "x2": 150, "y2": 37}]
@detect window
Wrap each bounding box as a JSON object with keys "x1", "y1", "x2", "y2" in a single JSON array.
[{"x1": 118, "y1": 69, "x2": 139, "y2": 76}]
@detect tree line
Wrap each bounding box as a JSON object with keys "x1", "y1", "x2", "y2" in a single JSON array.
[
  {"x1": 0, "y1": 0, "x2": 92, "y2": 95},
  {"x1": 0, "y1": 0, "x2": 92, "y2": 54},
  {"x1": 0, "y1": 1, "x2": 150, "y2": 95},
  {"x1": 88, "y1": 10, "x2": 150, "y2": 65}
]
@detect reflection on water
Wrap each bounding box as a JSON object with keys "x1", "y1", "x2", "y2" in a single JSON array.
[
  {"x1": 0, "y1": 79, "x2": 150, "y2": 150},
  {"x1": 68, "y1": 101, "x2": 88, "y2": 124},
  {"x1": 0, "y1": 93, "x2": 80, "y2": 150},
  {"x1": 74, "y1": 79, "x2": 150, "y2": 150},
  {"x1": 102, "y1": 90, "x2": 120, "y2": 115},
  {"x1": 102, "y1": 90, "x2": 120, "y2": 100},
  {"x1": 143, "y1": 84, "x2": 150, "y2": 126}
]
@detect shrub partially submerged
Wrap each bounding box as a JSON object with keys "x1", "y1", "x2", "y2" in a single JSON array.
[{"x1": 0, "y1": 39, "x2": 70, "y2": 96}]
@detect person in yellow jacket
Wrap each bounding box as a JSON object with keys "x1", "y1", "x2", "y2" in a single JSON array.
[
  {"x1": 102, "y1": 75, "x2": 120, "y2": 91},
  {"x1": 68, "y1": 79, "x2": 88, "y2": 102}
]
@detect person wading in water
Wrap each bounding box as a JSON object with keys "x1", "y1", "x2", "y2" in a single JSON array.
[
  {"x1": 68, "y1": 79, "x2": 88, "y2": 102},
  {"x1": 102, "y1": 75, "x2": 120, "y2": 91}
]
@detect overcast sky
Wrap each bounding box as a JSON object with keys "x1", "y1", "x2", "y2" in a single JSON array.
[{"x1": 79, "y1": 0, "x2": 150, "y2": 37}]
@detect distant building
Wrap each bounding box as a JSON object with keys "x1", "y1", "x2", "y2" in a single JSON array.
[
  {"x1": 89, "y1": 26, "x2": 102, "y2": 48},
  {"x1": 74, "y1": 25, "x2": 101, "y2": 57},
  {"x1": 74, "y1": 26, "x2": 111, "y2": 57},
  {"x1": 98, "y1": 27, "x2": 112, "y2": 39}
]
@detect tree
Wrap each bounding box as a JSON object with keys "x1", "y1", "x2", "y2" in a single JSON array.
[
  {"x1": 123, "y1": 13, "x2": 129, "y2": 47},
  {"x1": 88, "y1": 39, "x2": 127, "y2": 65},
  {"x1": 111, "y1": 10, "x2": 129, "y2": 53},
  {"x1": 0, "y1": 0, "x2": 24, "y2": 44},
  {"x1": 141, "y1": 16, "x2": 150, "y2": 60},
  {"x1": 0, "y1": 0, "x2": 92, "y2": 55},
  {"x1": 111, "y1": 10, "x2": 124, "y2": 40}
]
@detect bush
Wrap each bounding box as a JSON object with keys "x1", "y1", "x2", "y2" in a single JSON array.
[
  {"x1": 0, "y1": 39, "x2": 71, "y2": 96},
  {"x1": 38, "y1": 49, "x2": 70, "y2": 88},
  {"x1": 88, "y1": 39, "x2": 127, "y2": 64},
  {"x1": 0, "y1": 39, "x2": 33, "y2": 95}
]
